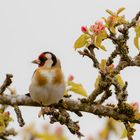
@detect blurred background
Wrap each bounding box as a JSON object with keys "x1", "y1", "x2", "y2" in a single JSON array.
[{"x1": 0, "y1": 0, "x2": 139, "y2": 139}]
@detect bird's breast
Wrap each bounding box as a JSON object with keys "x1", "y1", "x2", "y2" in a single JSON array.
[{"x1": 33, "y1": 68, "x2": 64, "y2": 86}]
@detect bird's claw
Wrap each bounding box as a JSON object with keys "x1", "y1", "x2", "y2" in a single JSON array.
[{"x1": 38, "y1": 107, "x2": 51, "y2": 119}]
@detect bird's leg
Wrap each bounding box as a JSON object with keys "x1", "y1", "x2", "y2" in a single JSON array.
[
  {"x1": 38, "y1": 104, "x2": 51, "y2": 119},
  {"x1": 38, "y1": 102, "x2": 45, "y2": 119}
]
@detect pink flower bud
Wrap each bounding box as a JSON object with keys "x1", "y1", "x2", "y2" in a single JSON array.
[
  {"x1": 81, "y1": 26, "x2": 88, "y2": 33},
  {"x1": 131, "y1": 102, "x2": 139, "y2": 111},
  {"x1": 90, "y1": 25, "x2": 98, "y2": 33},
  {"x1": 55, "y1": 127, "x2": 63, "y2": 136},
  {"x1": 68, "y1": 74, "x2": 74, "y2": 81},
  {"x1": 109, "y1": 16, "x2": 114, "y2": 20},
  {"x1": 43, "y1": 123, "x2": 50, "y2": 130},
  {"x1": 87, "y1": 135, "x2": 94, "y2": 140},
  {"x1": 95, "y1": 20, "x2": 105, "y2": 31}
]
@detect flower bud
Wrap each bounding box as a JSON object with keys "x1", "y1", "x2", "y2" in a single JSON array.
[
  {"x1": 81, "y1": 26, "x2": 88, "y2": 33},
  {"x1": 68, "y1": 74, "x2": 74, "y2": 81},
  {"x1": 131, "y1": 102, "x2": 139, "y2": 112}
]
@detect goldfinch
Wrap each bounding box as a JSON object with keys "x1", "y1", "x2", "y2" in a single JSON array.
[{"x1": 29, "y1": 52, "x2": 65, "y2": 106}]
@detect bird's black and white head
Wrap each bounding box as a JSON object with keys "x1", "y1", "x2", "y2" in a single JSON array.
[{"x1": 32, "y1": 52, "x2": 57, "y2": 68}]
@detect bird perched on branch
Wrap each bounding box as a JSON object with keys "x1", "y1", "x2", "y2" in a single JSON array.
[{"x1": 29, "y1": 52, "x2": 65, "y2": 106}]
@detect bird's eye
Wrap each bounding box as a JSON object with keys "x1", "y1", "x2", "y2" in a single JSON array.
[
  {"x1": 39, "y1": 57, "x2": 48, "y2": 62},
  {"x1": 39, "y1": 53, "x2": 48, "y2": 65}
]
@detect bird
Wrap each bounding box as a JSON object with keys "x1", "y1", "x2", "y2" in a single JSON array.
[{"x1": 29, "y1": 52, "x2": 65, "y2": 107}]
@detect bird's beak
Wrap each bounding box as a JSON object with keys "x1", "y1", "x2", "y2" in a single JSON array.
[{"x1": 32, "y1": 59, "x2": 41, "y2": 65}]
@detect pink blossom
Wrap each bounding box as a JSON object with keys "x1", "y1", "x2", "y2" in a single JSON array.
[
  {"x1": 90, "y1": 20, "x2": 105, "y2": 33},
  {"x1": 68, "y1": 74, "x2": 74, "y2": 81},
  {"x1": 90, "y1": 25, "x2": 98, "y2": 33},
  {"x1": 81, "y1": 26, "x2": 88, "y2": 33},
  {"x1": 131, "y1": 102, "x2": 139, "y2": 111},
  {"x1": 43, "y1": 123, "x2": 50, "y2": 130},
  {"x1": 87, "y1": 135, "x2": 94, "y2": 140},
  {"x1": 55, "y1": 127, "x2": 63, "y2": 136}
]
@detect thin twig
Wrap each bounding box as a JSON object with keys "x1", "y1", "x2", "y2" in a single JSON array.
[
  {"x1": 13, "y1": 105, "x2": 25, "y2": 127},
  {"x1": 124, "y1": 122, "x2": 135, "y2": 140},
  {"x1": 78, "y1": 47, "x2": 99, "y2": 69},
  {"x1": 0, "y1": 74, "x2": 13, "y2": 95},
  {"x1": 96, "y1": 88, "x2": 112, "y2": 104},
  {"x1": 124, "y1": 11, "x2": 140, "y2": 31},
  {"x1": 0, "y1": 128, "x2": 17, "y2": 140}
]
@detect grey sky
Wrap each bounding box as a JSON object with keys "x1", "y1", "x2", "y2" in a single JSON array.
[{"x1": 0, "y1": 0, "x2": 139, "y2": 140}]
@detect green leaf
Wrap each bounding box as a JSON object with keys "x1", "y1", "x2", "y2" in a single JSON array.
[
  {"x1": 115, "y1": 74, "x2": 124, "y2": 87},
  {"x1": 134, "y1": 36, "x2": 139, "y2": 50},
  {"x1": 117, "y1": 7, "x2": 125, "y2": 15},
  {"x1": 94, "y1": 33, "x2": 107, "y2": 51},
  {"x1": 100, "y1": 59, "x2": 107, "y2": 72},
  {"x1": 95, "y1": 35, "x2": 102, "y2": 48},
  {"x1": 74, "y1": 34, "x2": 88, "y2": 49},
  {"x1": 95, "y1": 34, "x2": 107, "y2": 51},
  {"x1": 110, "y1": 26, "x2": 116, "y2": 34},
  {"x1": 0, "y1": 114, "x2": 5, "y2": 133},
  {"x1": 135, "y1": 25, "x2": 140, "y2": 37},
  {"x1": 68, "y1": 81, "x2": 87, "y2": 97},
  {"x1": 100, "y1": 30, "x2": 107, "y2": 40},
  {"x1": 121, "y1": 128, "x2": 127, "y2": 138},
  {"x1": 99, "y1": 125, "x2": 110, "y2": 139},
  {"x1": 102, "y1": 17, "x2": 107, "y2": 24},
  {"x1": 106, "y1": 9, "x2": 116, "y2": 16},
  {"x1": 100, "y1": 45, "x2": 107, "y2": 51},
  {"x1": 121, "y1": 123, "x2": 135, "y2": 138},
  {"x1": 94, "y1": 75, "x2": 101, "y2": 88}
]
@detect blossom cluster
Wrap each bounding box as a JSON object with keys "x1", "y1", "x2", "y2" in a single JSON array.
[{"x1": 81, "y1": 20, "x2": 105, "y2": 34}]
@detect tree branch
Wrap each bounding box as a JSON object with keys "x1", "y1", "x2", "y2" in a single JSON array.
[{"x1": 0, "y1": 94, "x2": 140, "y2": 125}]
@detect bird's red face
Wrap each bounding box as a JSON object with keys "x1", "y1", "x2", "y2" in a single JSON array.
[{"x1": 32, "y1": 52, "x2": 57, "y2": 67}]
